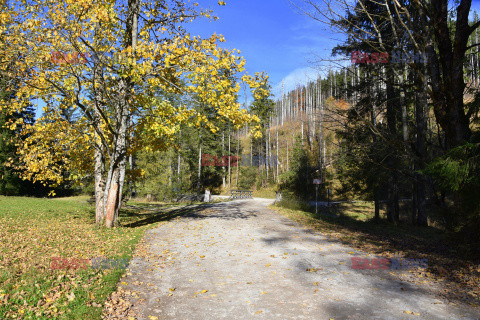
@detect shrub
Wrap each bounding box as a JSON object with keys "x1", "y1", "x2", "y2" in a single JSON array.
[{"x1": 238, "y1": 167, "x2": 257, "y2": 190}]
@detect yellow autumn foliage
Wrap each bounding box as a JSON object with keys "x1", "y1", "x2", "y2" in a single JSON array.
[{"x1": 0, "y1": 0, "x2": 263, "y2": 187}]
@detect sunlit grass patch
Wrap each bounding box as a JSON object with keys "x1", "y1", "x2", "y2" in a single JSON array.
[{"x1": 0, "y1": 196, "x2": 173, "y2": 319}]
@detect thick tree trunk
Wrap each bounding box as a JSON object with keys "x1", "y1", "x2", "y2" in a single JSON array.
[
  {"x1": 104, "y1": 0, "x2": 138, "y2": 228},
  {"x1": 116, "y1": 156, "x2": 127, "y2": 223},
  {"x1": 105, "y1": 96, "x2": 129, "y2": 228},
  {"x1": 105, "y1": 168, "x2": 120, "y2": 228},
  {"x1": 426, "y1": 0, "x2": 472, "y2": 148}
]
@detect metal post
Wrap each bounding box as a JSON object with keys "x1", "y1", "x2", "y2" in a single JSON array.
[{"x1": 315, "y1": 185, "x2": 318, "y2": 215}]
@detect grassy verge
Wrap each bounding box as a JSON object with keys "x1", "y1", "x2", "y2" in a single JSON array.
[
  {"x1": 271, "y1": 201, "x2": 480, "y2": 307},
  {"x1": 252, "y1": 187, "x2": 276, "y2": 199},
  {"x1": 0, "y1": 196, "x2": 177, "y2": 319}
]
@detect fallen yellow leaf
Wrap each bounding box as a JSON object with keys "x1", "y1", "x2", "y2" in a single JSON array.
[{"x1": 403, "y1": 310, "x2": 420, "y2": 315}]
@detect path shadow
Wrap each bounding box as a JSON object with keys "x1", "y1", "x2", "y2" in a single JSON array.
[
  {"x1": 257, "y1": 217, "x2": 479, "y2": 314},
  {"x1": 122, "y1": 205, "x2": 195, "y2": 228},
  {"x1": 268, "y1": 203, "x2": 480, "y2": 308},
  {"x1": 122, "y1": 201, "x2": 257, "y2": 228}
]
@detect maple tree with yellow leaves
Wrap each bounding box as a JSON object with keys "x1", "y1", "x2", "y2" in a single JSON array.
[{"x1": 0, "y1": 0, "x2": 263, "y2": 227}]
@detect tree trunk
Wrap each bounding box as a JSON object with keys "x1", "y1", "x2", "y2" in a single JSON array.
[
  {"x1": 267, "y1": 123, "x2": 271, "y2": 180},
  {"x1": 116, "y1": 155, "x2": 127, "y2": 224},
  {"x1": 105, "y1": 167, "x2": 120, "y2": 228},
  {"x1": 228, "y1": 131, "x2": 231, "y2": 188},
  {"x1": 94, "y1": 136, "x2": 105, "y2": 224},
  {"x1": 105, "y1": 92, "x2": 129, "y2": 228},
  {"x1": 197, "y1": 140, "x2": 202, "y2": 196},
  {"x1": 276, "y1": 116, "x2": 279, "y2": 183},
  {"x1": 385, "y1": 67, "x2": 399, "y2": 223},
  {"x1": 415, "y1": 71, "x2": 428, "y2": 226},
  {"x1": 412, "y1": 174, "x2": 418, "y2": 224},
  {"x1": 93, "y1": 24, "x2": 107, "y2": 225},
  {"x1": 265, "y1": 126, "x2": 269, "y2": 181},
  {"x1": 374, "y1": 189, "x2": 380, "y2": 222},
  {"x1": 222, "y1": 131, "x2": 226, "y2": 188},
  {"x1": 128, "y1": 153, "x2": 134, "y2": 199},
  {"x1": 177, "y1": 130, "x2": 181, "y2": 181},
  {"x1": 105, "y1": 0, "x2": 138, "y2": 227},
  {"x1": 236, "y1": 131, "x2": 239, "y2": 187},
  {"x1": 426, "y1": 0, "x2": 472, "y2": 148},
  {"x1": 286, "y1": 139, "x2": 289, "y2": 171}
]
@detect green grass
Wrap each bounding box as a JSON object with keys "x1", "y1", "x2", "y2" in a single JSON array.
[
  {"x1": 252, "y1": 185, "x2": 277, "y2": 199},
  {"x1": 0, "y1": 196, "x2": 178, "y2": 319},
  {"x1": 217, "y1": 183, "x2": 277, "y2": 199}
]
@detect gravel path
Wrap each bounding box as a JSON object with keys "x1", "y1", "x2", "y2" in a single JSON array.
[{"x1": 116, "y1": 199, "x2": 480, "y2": 320}]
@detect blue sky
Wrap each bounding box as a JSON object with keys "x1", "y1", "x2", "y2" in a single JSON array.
[
  {"x1": 187, "y1": 0, "x2": 343, "y2": 99},
  {"x1": 32, "y1": 0, "x2": 480, "y2": 117},
  {"x1": 189, "y1": 0, "x2": 480, "y2": 100}
]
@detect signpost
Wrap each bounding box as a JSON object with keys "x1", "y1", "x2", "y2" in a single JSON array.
[{"x1": 313, "y1": 179, "x2": 321, "y2": 215}]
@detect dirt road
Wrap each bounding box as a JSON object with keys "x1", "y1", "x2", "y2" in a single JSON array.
[{"x1": 112, "y1": 199, "x2": 480, "y2": 320}]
